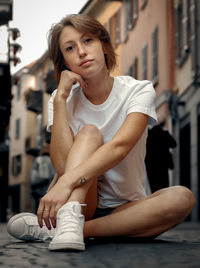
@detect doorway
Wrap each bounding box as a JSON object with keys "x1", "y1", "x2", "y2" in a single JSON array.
[{"x1": 179, "y1": 114, "x2": 191, "y2": 221}]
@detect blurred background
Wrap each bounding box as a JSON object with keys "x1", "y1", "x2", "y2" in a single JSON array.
[{"x1": 0, "y1": 0, "x2": 200, "y2": 223}]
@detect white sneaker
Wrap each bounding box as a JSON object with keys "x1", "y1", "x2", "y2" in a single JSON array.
[
  {"x1": 7, "y1": 212, "x2": 55, "y2": 242},
  {"x1": 48, "y1": 201, "x2": 85, "y2": 251}
]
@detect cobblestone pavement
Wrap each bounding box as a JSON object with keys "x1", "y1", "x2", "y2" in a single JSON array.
[{"x1": 0, "y1": 222, "x2": 200, "y2": 268}]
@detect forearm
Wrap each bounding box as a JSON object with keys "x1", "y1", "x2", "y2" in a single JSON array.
[
  {"x1": 50, "y1": 94, "x2": 74, "y2": 175},
  {"x1": 62, "y1": 112, "x2": 148, "y2": 188},
  {"x1": 63, "y1": 139, "x2": 129, "y2": 188}
]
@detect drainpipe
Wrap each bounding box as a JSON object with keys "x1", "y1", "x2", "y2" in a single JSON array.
[
  {"x1": 168, "y1": 0, "x2": 175, "y2": 186},
  {"x1": 168, "y1": 0, "x2": 175, "y2": 134}
]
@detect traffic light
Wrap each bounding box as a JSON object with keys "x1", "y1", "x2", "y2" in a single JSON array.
[
  {"x1": 9, "y1": 27, "x2": 21, "y2": 66},
  {"x1": 9, "y1": 27, "x2": 20, "y2": 40},
  {"x1": 10, "y1": 43, "x2": 21, "y2": 55}
]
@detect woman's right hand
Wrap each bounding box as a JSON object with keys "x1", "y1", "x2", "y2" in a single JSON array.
[{"x1": 56, "y1": 70, "x2": 88, "y2": 99}]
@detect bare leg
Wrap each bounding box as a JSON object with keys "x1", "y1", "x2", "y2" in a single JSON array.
[
  {"x1": 84, "y1": 186, "x2": 195, "y2": 238},
  {"x1": 53, "y1": 125, "x2": 195, "y2": 238},
  {"x1": 64, "y1": 124, "x2": 103, "y2": 220}
]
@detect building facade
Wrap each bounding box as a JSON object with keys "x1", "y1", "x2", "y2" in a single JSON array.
[
  {"x1": 172, "y1": 0, "x2": 200, "y2": 221},
  {"x1": 120, "y1": 0, "x2": 200, "y2": 221},
  {"x1": 8, "y1": 53, "x2": 56, "y2": 213}
]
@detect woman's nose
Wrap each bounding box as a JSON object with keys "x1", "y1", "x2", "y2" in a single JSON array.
[{"x1": 77, "y1": 44, "x2": 87, "y2": 57}]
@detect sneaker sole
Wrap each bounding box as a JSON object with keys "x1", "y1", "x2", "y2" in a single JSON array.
[
  {"x1": 48, "y1": 241, "x2": 85, "y2": 251},
  {"x1": 7, "y1": 212, "x2": 37, "y2": 240}
]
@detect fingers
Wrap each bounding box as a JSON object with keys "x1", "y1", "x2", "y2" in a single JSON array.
[
  {"x1": 49, "y1": 207, "x2": 56, "y2": 228},
  {"x1": 36, "y1": 178, "x2": 72, "y2": 229},
  {"x1": 58, "y1": 70, "x2": 88, "y2": 97},
  {"x1": 37, "y1": 199, "x2": 44, "y2": 228},
  {"x1": 73, "y1": 74, "x2": 88, "y2": 90},
  {"x1": 49, "y1": 204, "x2": 62, "y2": 229},
  {"x1": 43, "y1": 207, "x2": 52, "y2": 230},
  {"x1": 37, "y1": 199, "x2": 52, "y2": 230},
  {"x1": 37, "y1": 197, "x2": 64, "y2": 230},
  {"x1": 66, "y1": 71, "x2": 87, "y2": 90}
]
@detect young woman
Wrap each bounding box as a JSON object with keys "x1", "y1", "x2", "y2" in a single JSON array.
[{"x1": 7, "y1": 14, "x2": 195, "y2": 251}]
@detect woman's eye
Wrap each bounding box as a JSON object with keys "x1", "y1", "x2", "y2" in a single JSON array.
[
  {"x1": 85, "y1": 38, "x2": 92, "y2": 43},
  {"x1": 66, "y1": 46, "x2": 73, "y2": 52}
]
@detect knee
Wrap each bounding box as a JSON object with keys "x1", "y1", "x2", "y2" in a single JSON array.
[
  {"x1": 76, "y1": 124, "x2": 103, "y2": 145},
  {"x1": 162, "y1": 186, "x2": 195, "y2": 222}
]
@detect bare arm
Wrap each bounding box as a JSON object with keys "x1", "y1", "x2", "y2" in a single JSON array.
[
  {"x1": 67, "y1": 112, "x2": 149, "y2": 186},
  {"x1": 49, "y1": 70, "x2": 87, "y2": 175},
  {"x1": 49, "y1": 96, "x2": 74, "y2": 176}
]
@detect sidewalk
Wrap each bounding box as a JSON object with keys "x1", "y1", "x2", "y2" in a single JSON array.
[{"x1": 0, "y1": 222, "x2": 200, "y2": 268}]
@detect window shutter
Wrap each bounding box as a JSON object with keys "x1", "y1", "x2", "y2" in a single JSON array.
[
  {"x1": 126, "y1": 66, "x2": 133, "y2": 76},
  {"x1": 115, "y1": 10, "x2": 121, "y2": 46},
  {"x1": 190, "y1": 0, "x2": 196, "y2": 76},
  {"x1": 133, "y1": 57, "x2": 138, "y2": 79},
  {"x1": 142, "y1": 43, "x2": 147, "y2": 80},
  {"x1": 174, "y1": 4, "x2": 179, "y2": 62},
  {"x1": 152, "y1": 27, "x2": 158, "y2": 84},
  {"x1": 182, "y1": 0, "x2": 189, "y2": 53},
  {"x1": 133, "y1": 0, "x2": 138, "y2": 21},
  {"x1": 195, "y1": 0, "x2": 200, "y2": 76},
  {"x1": 15, "y1": 118, "x2": 20, "y2": 139}
]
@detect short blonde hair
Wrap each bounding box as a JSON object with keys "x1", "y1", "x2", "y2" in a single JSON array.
[{"x1": 48, "y1": 14, "x2": 116, "y2": 82}]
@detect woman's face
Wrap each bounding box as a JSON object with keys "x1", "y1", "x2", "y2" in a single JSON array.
[{"x1": 59, "y1": 26, "x2": 107, "y2": 79}]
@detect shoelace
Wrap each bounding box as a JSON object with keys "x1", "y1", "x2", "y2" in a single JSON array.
[
  {"x1": 58, "y1": 204, "x2": 86, "y2": 234},
  {"x1": 28, "y1": 223, "x2": 54, "y2": 241}
]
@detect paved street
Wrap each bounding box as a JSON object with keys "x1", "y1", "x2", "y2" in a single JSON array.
[{"x1": 0, "y1": 222, "x2": 200, "y2": 268}]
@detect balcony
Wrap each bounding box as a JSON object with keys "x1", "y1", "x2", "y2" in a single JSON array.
[
  {"x1": 25, "y1": 137, "x2": 40, "y2": 156},
  {"x1": 25, "y1": 89, "x2": 43, "y2": 113},
  {"x1": 45, "y1": 70, "x2": 57, "y2": 94}
]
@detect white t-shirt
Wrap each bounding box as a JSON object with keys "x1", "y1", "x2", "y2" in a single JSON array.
[{"x1": 47, "y1": 76, "x2": 157, "y2": 208}]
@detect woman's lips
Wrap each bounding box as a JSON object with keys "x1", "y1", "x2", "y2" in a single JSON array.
[{"x1": 80, "y1": 59, "x2": 93, "y2": 67}]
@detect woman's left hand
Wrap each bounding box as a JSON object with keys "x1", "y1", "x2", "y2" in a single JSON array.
[{"x1": 37, "y1": 176, "x2": 74, "y2": 229}]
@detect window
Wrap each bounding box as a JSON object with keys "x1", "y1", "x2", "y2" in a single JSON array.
[
  {"x1": 108, "y1": 10, "x2": 121, "y2": 48},
  {"x1": 152, "y1": 27, "x2": 158, "y2": 85},
  {"x1": 12, "y1": 155, "x2": 22, "y2": 176},
  {"x1": 108, "y1": 16, "x2": 115, "y2": 47},
  {"x1": 126, "y1": 66, "x2": 133, "y2": 76},
  {"x1": 141, "y1": 0, "x2": 147, "y2": 9},
  {"x1": 190, "y1": 0, "x2": 196, "y2": 75},
  {"x1": 190, "y1": 0, "x2": 200, "y2": 77},
  {"x1": 16, "y1": 80, "x2": 21, "y2": 101},
  {"x1": 197, "y1": 104, "x2": 200, "y2": 220},
  {"x1": 126, "y1": 0, "x2": 132, "y2": 31},
  {"x1": 13, "y1": 76, "x2": 21, "y2": 101},
  {"x1": 16, "y1": 85, "x2": 21, "y2": 100},
  {"x1": 15, "y1": 118, "x2": 20, "y2": 139},
  {"x1": 124, "y1": 0, "x2": 138, "y2": 39},
  {"x1": 115, "y1": 9, "x2": 121, "y2": 46},
  {"x1": 45, "y1": 69, "x2": 57, "y2": 94},
  {"x1": 132, "y1": 57, "x2": 138, "y2": 79},
  {"x1": 174, "y1": 0, "x2": 189, "y2": 66},
  {"x1": 142, "y1": 43, "x2": 148, "y2": 80},
  {"x1": 196, "y1": 0, "x2": 200, "y2": 76},
  {"x1": 36, "y1": 114, "x2": 43, "y2": 148},
  {"x1": 133, "y1": 0, "x2": 138, "y2": 21},
  {"x1": 25, "y1": 137, "x2": 31, "y2": 149},
  {"x1": 36, "y1": 71, "x2": 43, "y2": 89}
]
